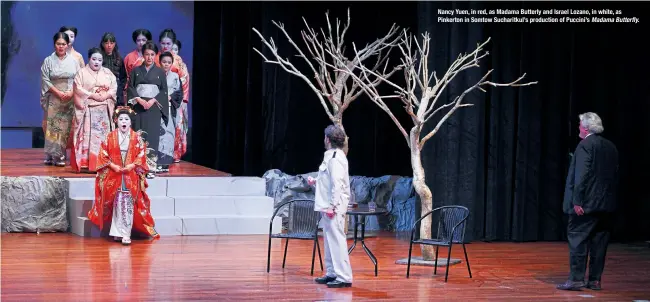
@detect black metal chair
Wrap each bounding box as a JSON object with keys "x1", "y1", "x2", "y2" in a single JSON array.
[
  {"x1": 406, "y1": 205, "x2": 472, "y2": 282},
  {"x1": 267, "y1": 198, "x2": 323, "y2": 275}
]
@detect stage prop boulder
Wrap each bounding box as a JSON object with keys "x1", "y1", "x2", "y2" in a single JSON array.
[
  {"x1": 263, "y1": 169, "x2": 417, "y2": 232},
  {"x1": 1, "y1": 176, "x2": 69, "y2": 233}
]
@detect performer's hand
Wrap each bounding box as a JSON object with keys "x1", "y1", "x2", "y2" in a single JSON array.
[
  {"x1": 62, "y1": 91, "x2": 74, "y2": 101},
  {"x1": 123, "y1": 164, "x2": 135, "y2": 173},
  {"x1": 307, "y1": 176, "x2": 316, "y2": 186},
  {"x1": 109, "y1": 163, "x2": 121, "y2": 173},
  {"x1": 325, "y1": 209, "x2": 335, "y2": 219},
  {"x1": 90, "y1": 93, "x2": 101, "y2": 101},
  {"x1": 146, "y1": 100, "x2": 156, "y2": 109},
  {"x1": 574, "y1": 205, "x2": 584, "y2": 216}
]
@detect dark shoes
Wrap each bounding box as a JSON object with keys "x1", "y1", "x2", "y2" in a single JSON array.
[
  {"x1": 585, "y1": 281, "x2": 602, "y2": 290},
  {"x1": 326, "y1": 280, "x2": 352, "y2": 288},
  {"x1": 315, "y1": 276, "x2": 352, "y2": 288},
  {"x1": 556, "y1": 280, "x2": 602, "y2": 291},
  {"x1": 314, "y1": 276, "x2": 336, "y2": 284},
  {"x1": 556, "y1": 280, "x2": 585, "y2": 291}
]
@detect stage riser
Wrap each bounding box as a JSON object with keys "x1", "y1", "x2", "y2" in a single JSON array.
[
  {"x1": 72, "y1": 216, "x2": 281, "y2": 236},
  {"x1": 66, "y1": 176, "x2": 280, "y2": 237},
  {"x1": 67, "y1": 177, "x2": 266, "y2": 200}
]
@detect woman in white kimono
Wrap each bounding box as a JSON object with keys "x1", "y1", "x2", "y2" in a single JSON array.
[
  {"x1": 157, "y1": 52, "x2": 183, "y2": 172},
  {"x1": 40, "y1": 32, "x2": 81, "y2": 166}
]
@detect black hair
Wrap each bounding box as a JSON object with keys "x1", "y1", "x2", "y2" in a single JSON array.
[
  {"x1": 159, "y1": 51, "x2": 174, "y2": 64},
  {"x1": 99, "y1": 32, "x2": 120, "y2": 57},
  {"x1": 142, "y1": 41, "x2": 158, "y2": 54},
  {"x1": 87, "y1": 47, "x2": 103, "y2": 59},
  {"x1": 158, "y1": 28, "x2": 176, "y2": 43},
  {"x1": 324, "y1": 125, "x2": 346, "y2": 149},
  {"x1": 174, "y1": 39, "x2": 182, "y2": 52},
  {"x1": 132, "y1": 29, "x2": 152, "y2": 43},
  {"x1": 53, "y1": 32, "x2": 70, "y2": 44},
  {"x1": 59, "y1": 26, "x2": 77, "y2": 36}
]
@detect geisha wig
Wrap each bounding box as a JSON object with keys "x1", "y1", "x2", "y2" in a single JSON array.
[{"x1": 113, "y1": 106, "x2": 136, "y2": 124}]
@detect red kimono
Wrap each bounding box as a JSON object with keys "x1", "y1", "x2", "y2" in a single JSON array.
[{"x1": 87, "y1": 129, "x2": 160, "y2": 239}]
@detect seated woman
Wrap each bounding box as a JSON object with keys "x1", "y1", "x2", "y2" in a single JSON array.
[
  {"x1": 71, "y1": 47, "x2": 117, "y2": 173},
  {"x1": 87, "y1": 106, "x2": 160, "y2": 245}
]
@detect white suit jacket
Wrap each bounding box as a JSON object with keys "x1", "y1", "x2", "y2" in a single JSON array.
[{"x1": 314, "y1": 148, "x2": 351, "y2": 215}]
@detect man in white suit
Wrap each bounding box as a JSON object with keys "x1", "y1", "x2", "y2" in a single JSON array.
[{"x1": 308, "y1": 125, "x2": 353, "y2": 288}]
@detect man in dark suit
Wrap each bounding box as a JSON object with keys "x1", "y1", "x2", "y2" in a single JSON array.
[{"x1": 557, "y1": 112, "x2": 619, "y2": 291}]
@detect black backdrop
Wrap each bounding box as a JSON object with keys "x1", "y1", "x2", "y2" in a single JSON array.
[{"x1": 191, "y1": 1, "x2": 650, "y2": 242}]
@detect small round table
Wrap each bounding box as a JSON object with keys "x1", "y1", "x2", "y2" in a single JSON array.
[{"x1": 346, "y1": 204, "x2": 388, "y2": 276}]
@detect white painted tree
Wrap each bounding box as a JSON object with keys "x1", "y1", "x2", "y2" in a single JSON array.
[
  {"x1": 327, "y1": 31, "x2": 537, "y2": 260},
  {"x1": 251, "y1": 9, "x2": 401, "y2": 153}
]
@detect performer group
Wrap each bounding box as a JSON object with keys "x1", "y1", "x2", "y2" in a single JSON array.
[
  {"x1": 39, "y1": 26, "x2": 189, "y2": 244},
  {"x1": 40, "y1": 26, "x2": 189, "y2": 177}
]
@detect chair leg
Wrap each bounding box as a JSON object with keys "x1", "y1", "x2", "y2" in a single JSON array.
[
  {"x1": 282, "y1": 239, "x2": 289, "y2": 268},
  {"x1": 316, "y1": 238, "x2": 324, "y2": 271},
  {"x1": 434, "y1": 246, "x2": 439, "y2": 275},
  {"x1": 266, "y1": 236, "x2": 272, "y2": 273},
  {"x1": 406, "y1": 241, "x2": 414, "y2": 278},
  {"x1": 463, "y1": 243, "x2": 472, "y2": 278},
  {"x1": 444, "y1": 244, "x2": 453, "y2": 282},
  {"x1": 310, "y1": 238, "x2": 317, "y2": 276}
]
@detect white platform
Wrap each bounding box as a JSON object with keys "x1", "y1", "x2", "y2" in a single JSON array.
[{"x1": 66, "y1": 176, "x2": 282, "y2": 237}]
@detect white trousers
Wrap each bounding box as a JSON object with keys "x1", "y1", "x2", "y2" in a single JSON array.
[{"x1": 322, "y1": 212, "x2": 353, "y2": 283}]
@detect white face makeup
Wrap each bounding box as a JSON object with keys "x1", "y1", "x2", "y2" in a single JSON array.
[
  {"x1": 160, "y1": 37, "x2": 173, "y2": 53},
  {"x1": 160, "y1": 56, "x2": 173, "y2": 72},
  {"x1": 171, "y1": 44, "x2": 179, "y2": 56},
  {"x1": 89, "y1": 53, "x2": 103, "y2": 71},
  {"x1": 117, "y1": 114, "x2": 131, "y2": 133},
  {"x1": 64, "y1": 30, "x2": 75, "y2": 46},
  {"x1": 136, "y1": 34, "x2": 148, "y2": 51}
]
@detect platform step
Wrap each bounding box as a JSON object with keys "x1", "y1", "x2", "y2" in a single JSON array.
[
  {"x1": 70, "y1": 215, "x2": 281, "y2": 236},
  {"x1": 172, "y1": 196, "x2": 274, "y2": 216}
]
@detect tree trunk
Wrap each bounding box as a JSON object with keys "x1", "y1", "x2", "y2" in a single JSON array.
[{"x1": 410, "y1": 128, "x2": 436, "y2": 261}]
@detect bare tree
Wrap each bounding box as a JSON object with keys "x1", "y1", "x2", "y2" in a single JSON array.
[
  {"x1": 327, "y1": 31, "x2": 537, "y2": 260},
  {"x1": 251, "y1": 9, "x2": 401, "y2": 153}
]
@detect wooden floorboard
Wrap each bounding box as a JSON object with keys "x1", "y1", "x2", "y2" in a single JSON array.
[
  {"x1": 2, "y1": 232, "x2": 649, "y2": 301},
  {"x1": 0, "y1": 148, "x2": 230, "y2": 177}
]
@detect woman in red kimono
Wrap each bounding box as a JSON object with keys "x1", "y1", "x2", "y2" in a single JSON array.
[
  {"x1": 122, "y1": 29, "x2": 152, "y2": 105},
  {"x1": 87, "y1": 106, "x2": 160, "y2": 245},
  {"x1": 155, "y1": 29, "x2": 190, "y2": 163}
]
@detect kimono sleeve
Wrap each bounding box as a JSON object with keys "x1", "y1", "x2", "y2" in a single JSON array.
[
  {"x1": 126, "y1": 68, "x2": 140, "y2": 106},
  {"x1": 40, "y1": 58, "x2": 53, "y2": 101},
  {"x1": 176, "y1": 56, "x2": 190, "y2": 102},
  {"x1": 106, "y1": 70, "x2": 118, "y2": 101},
  {"x1": 73, "y1": 69, "x2": 92, "y2": 110},
  {"x1": 132, "y1": 132, "x2": 149, "y2": 175},
  {"x1": 96, "y1": 137, "x2": 113, "y2": 172}
]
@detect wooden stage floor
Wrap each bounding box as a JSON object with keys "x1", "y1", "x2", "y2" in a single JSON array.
[
  {"x1": 0, "y1": 148, "x2": 230, "y2": 177},
  {"x1": 2, "y1": 233, "x2": 649, "y2": 301}
]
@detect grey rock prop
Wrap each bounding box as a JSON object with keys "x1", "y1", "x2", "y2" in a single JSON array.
[
  {"x1": 1, "y1": 176, "x2": 69, "y2": 233},
  {"x1": 263, "y1": 169, "x2": 417, "y2": 232}
]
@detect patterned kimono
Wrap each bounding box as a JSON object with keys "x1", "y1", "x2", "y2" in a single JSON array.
[
  {"x1": 71, "y1": 66, "x2": 117, "y2": 173},
  {"x1": 40, "y1": 52, "x2": 81, "y2": 162},
  {"x1": 123, "y1": 50, "x2": 144, "y2": 103},
  {"x1": 155, "y1": 53, "x2": 189, "y2": 161},
  {"x1": 70, "y1": 48, "x2": 85, "y2": 68},
  {"x1": 87, "y1": 129, "x2": 160, "y2": 239},
  {"x1": 159, "y1": 71, "x2": 181, "y2": 166}
]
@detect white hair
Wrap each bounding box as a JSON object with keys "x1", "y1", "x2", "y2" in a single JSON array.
[{"x1": 579, "y1": 112, "x2": 604, "y2": 134}]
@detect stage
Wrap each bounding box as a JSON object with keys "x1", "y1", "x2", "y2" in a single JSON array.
[
  {"x1": 1, "y1": 148, "x2": 282, "y2": 236},
  {"x1": 2, "y1": 232, "x2": 650, "y2": 301}
]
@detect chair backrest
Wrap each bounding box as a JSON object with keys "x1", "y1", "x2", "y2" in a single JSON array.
[
  {"x1": 435, "y1": 206, "x2": 469, "y2": 244},
  {"x1": 274, "y1": 199, "x2": 321, "y2": 234}
]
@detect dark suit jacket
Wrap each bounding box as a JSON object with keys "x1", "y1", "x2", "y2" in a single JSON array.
[{"x1": 563, "y1": 134, "x2": 619, "y2": 215}]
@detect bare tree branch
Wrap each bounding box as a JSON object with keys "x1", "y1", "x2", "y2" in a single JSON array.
[{"x1": 252, "y1": 8, "x2": 401, "y2": 128}]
